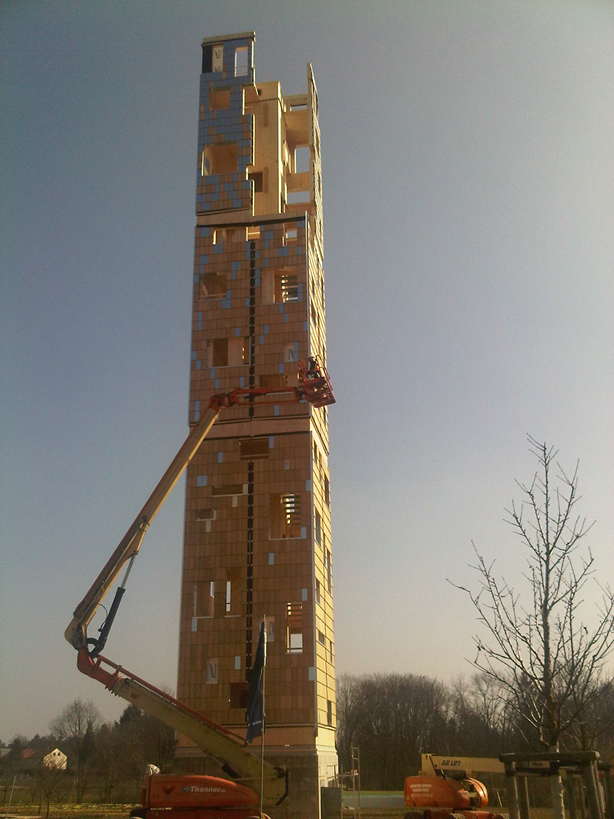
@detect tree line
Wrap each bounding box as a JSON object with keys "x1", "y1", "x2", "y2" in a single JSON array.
[
  {"x1": 1, "y1": 699, "x2": 175, "y2": 814},
  {"x1": 336, "y1": 670, "x2": 614, "y2": 791}
]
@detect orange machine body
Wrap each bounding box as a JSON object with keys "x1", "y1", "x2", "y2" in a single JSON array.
[
  {"x1": 142, "y1": 775, "x2": 259, "y2": 810},
  {"x1": 405, "y1": 776, "x2": 488, "y2": 810},
  {"x1": 404, "y1": 776, "x2": 501, "y2": 819}
]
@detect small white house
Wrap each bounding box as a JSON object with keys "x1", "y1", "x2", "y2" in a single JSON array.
[
  {"x1": 43, "y1": 749, "x2": 67, "y2": 770},
  {"x1": 21, "y1": 748, "x2": 68, "y2": 771}
]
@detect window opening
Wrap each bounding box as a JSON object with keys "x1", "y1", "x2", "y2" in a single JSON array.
[
  {"x1": 326, "y1": 548, "x2": 332, "y2": 592},
  {"x1": 315, "y1": 511, "x2": 321, "y2": 545},
  {"x1": 324, "y1": 476, "x2": 330, "y2": 507},
  {"x1": 270, "y1": 493, "x2": 301, "y2": 539},
  {"x1": 286, "y1": 603, "x2": 303, "y2": 653},
  {"x1": 200, "y1": 272, "x2": 226, "y2": 298},
  {"x1": 247, "y1": 225, "x2": 260, "y2": 239},
  {"x1": 194, "y1": 580, "x2": 215, "y2": 618},
  {"x1": 327, "y1": 700, "x2": 333, "y2": 726},
  {"x1": 315, "y1": 579, "x2": 321, "y2": 604},
  {"x1": 284, "y1": 227, "x2": 298, "y2": 244},
  {"x1": 287, "y1": 190, "x2": 310, "y2": 205},
  {"x1": 318, "y1": 629, "x2": 326, "y2": 646},
  {"x1": 210, "y1": 338, "x2": 228, "y2": 367},
  {"x1": 329, "y1": 640, "x2": 334, "y2": 662},
  {"x1": 202, "y1": 143, "x2": 238, "y2": 176},
  {"x1": 248, "y1": 171, "x2": 264, "y2": 193},
  {"x1": 240, "y1": 438, "x2": 269, "y2": 459},
  {"x1": 235, "y1": 46, "x2": 248, "y2": 77},
  {"x1": 212, "y1": 484, "x2": 244, "y2": 496},
  {"x1": 277, "y1": 271, "x2": 298, "y2": 302},
  {"x1": 284, "y1": 343, "x2": 296, "y2": 363},
  {"x1": 294, "y1": 146, "x2": 310, "y2": 173},
  {"x1": 262, "y1": 269, "x2": 298, "y2": 304}
]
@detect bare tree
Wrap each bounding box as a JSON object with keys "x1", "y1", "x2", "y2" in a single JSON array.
[
  {"x1": 50, "y1": 699, "x2": 101, "y2": 802},
  {"x1": 457, "y1": 437, "x2": 614, "y2": 819}
]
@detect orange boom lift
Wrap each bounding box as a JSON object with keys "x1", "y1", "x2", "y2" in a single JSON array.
[{"x1": 64, "y1": 359, "x2": 334, "y2": 819}]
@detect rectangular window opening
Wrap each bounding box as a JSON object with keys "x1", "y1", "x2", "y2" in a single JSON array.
[
  {"x1": 211, "y1": 338, "x2": 228, "y2": 367},
  {"x1": 247, "y1": 225, "x2": 260, "y2": 240},
  {"x1": 327, "y1": 700, "x2": 333, "y2": 727},
  {"x1": 317, "y1": 629, "x2": 326, "y2": 646},
  {"x1": 315, "y1": 579, "x2": 321, "y2": 605},
  {"x1": 212, "y1": 484, "x2": 244, "y2": 497},
  {"x1": 279, "y1": 272, "x2": 298, "y2": 302},
  {"x1": 240, "y1": 438, "x2": 270, "y2": 460},
  {"x1": 294, "y1": 146, "x2": 310, "y2": 174},
  {"x1": 262, "y1": 269, "x2": 299, "y2": 305},
  {"x1": 324, "y1": 476, "x2": 330, "y2": 507},
  {"x1": 248, "y1": 171, "x2": 264, "y2": 193},
  {"x1": 202, "y1": 142, "x2": 238, "y2": 176},
  {"x1": 315, "y1": 511, "x2": 321, "y2": 545},
  {"x1": 286, "y1": 603, "x2": 303, "y2": 653},
  {"x1": 200, "y1": 272, "x2": 227, "y2": 299},
  {"x1": 287, "y1": 190, "x2": 310, "y2": 205},
  {"x1": 194, "y1": 580, "x2": 215, "y2": 618},
  {"x1": 235, "y1": 46, "x2": 249, "y2": 77},
  {"x1": 270, "y1": 493, "x2": 302, "y2": 539}
]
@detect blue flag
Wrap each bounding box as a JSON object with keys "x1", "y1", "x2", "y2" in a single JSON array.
[{"x1": 246, "y1": 621, "x2": 266, "y2": 743}]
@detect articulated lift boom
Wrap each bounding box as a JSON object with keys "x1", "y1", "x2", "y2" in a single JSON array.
[{"x1": 64, "y1": 359, "x2": 335, "y2": 817}]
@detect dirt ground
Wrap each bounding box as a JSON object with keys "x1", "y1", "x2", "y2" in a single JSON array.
[{"x1": 5, "y1": 805, "x2": 562, "y2": 819}]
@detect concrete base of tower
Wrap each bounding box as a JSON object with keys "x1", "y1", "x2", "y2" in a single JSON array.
[{"x1": 174, "y1": 745, "x2": 339, "y2": 819}]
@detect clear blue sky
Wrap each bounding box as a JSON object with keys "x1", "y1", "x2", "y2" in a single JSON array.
[{"x1": 2, "y1": 0, "x2": 613, "y2": 742}]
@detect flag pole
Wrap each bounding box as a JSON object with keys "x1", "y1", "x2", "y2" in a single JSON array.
[{"x1": 259, "y1": 615, "x2": 266, "y2": 819}]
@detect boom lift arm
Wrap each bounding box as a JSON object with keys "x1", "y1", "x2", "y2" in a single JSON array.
[{"x1": 64, "y1": 361, "x2": 335, "y2": 809}]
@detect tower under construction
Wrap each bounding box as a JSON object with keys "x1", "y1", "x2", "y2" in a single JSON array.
[{"x1": 176, "y1": 32, "x2": 337, "y2": 819}]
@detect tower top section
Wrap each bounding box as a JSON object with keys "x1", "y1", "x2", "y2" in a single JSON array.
[{"x1": 201, "y1": 32, "x2": 255, "y2": 46}]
